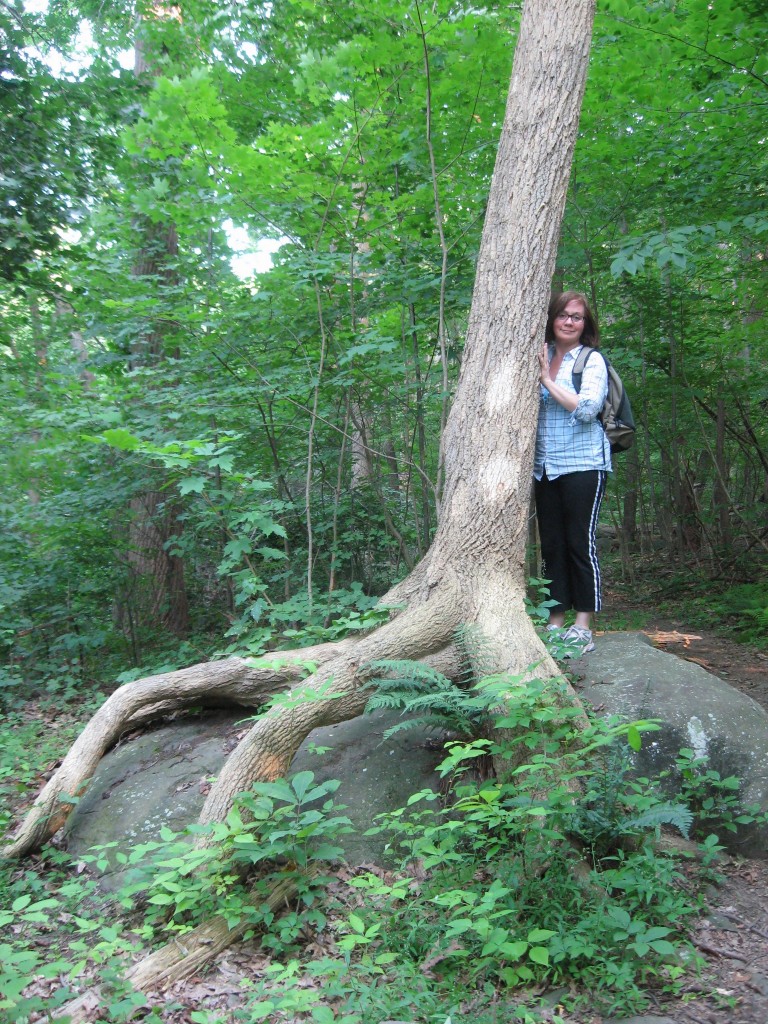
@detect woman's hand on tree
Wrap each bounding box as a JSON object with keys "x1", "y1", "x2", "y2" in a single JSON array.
[{"x1": 539, "y1": 344, "x2": 552, "y2": 388}]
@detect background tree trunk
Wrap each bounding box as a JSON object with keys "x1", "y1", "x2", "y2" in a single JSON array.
[{"x1": 122, "y1": 9, "x2": 190, "y2": 640}]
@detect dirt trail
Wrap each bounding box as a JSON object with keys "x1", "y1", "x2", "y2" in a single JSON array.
[{"x1": 636, "y1": 623, "x2": 768, "y2": 711}]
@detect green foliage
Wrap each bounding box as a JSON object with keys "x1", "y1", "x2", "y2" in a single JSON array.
[
  {"x1": 3, "y1": 665, "x2": 765, "y2": 1020},
  {"x1": 1, "y1": 4, "x2": 767, "y2": 1022},
  {"x1": 709, "y1": 583, "x2": 768, "y2": 647},
  {"x1": 671, "y1": 747, "x2": 768, "y2": 840},
  {"x1": 216, "y1": 679, "x2": 702, "y2": 1020},
  {"x1": 2, "y1": 0, "x2": 767, "y2": 699},
  {"x1": 365, "y1": 623, "x2": 508, "y2": 738},
  {"x1": 97, "y1": 770, "x2": 354, "y2": 941},
  {"x1": 0, "y1": 706, "x2": 93, "y2": 837},
  {"x1": 0, "y1": 845, "x2": 141, "y2": 1022},
  {"x1": 340, "y1": 678, "x2": 695, "y2": 1015},
  {"x1": 568, "y1": 743, "x2": 693, "y2": 860},
  {"x1": 0, "y1": 764, "x2": 355, "y2": 1019},
  {"x1": 524, "y1": 576, "x2": 561, "y2": 626},
  {"x1": 364, "y1": 659, "x2": 486, "y2": 738}
]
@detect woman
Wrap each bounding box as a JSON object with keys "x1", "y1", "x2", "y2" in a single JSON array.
[{"x1": 534, "y1": 290, "x2": 611, "y2": 656}]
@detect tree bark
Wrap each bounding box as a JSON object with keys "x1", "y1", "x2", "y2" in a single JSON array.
[
  {"x1": 124, "y1": 492, "x2": 190, "y2": 638},
  {"x1": 52, "y1": 870, "x2": 311, "y2": 1023},
  {"x1": 3, "y1": 0, "x2": 597, "y2": 862}
]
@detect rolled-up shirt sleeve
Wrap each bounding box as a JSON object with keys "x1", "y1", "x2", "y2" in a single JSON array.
[{"x1": 570, "y1": 354, "x2": 608, "y2": 425}]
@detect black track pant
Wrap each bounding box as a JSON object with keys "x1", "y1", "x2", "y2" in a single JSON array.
[{"x1": 534, "y1": 470, "x2": 607, "y2": 615}]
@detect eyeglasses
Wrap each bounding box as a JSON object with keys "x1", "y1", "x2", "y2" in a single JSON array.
[{"x1": 555, "y1": 313, "x2": 585, "y2": 324}]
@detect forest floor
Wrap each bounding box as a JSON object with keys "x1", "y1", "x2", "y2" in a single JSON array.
[
  {"x1": 13, "y1": 570, "x2": 768, "y2": 1024},
  {"x1": 589, "y1": 573, "x2": 768, "y2": 1024}
]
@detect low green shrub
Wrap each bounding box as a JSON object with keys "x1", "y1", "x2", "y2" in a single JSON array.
[
  {"x1": 711, "y1": 582, "x2": 768, "y2": 646},
  {"x1": 223, "y1": 673, "x2": 716, "y2": 1022}
]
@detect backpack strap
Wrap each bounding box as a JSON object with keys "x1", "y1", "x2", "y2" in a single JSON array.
[{"x1": 570, "y1": 345, "x2": 602, "y2": 393}]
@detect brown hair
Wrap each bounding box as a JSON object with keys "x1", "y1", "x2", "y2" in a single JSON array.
[{"x1": 545, "y1": 290, "x2": 600, "y2": 348}]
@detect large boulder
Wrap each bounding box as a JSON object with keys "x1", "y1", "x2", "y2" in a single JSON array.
[
  {"x1": 63, "y1": 708, "x2": 447, "y2": 889},
  {"x1": 576, "y1": 631, "x2": 768, "y2": 857},
  {"x1": 63, "y1": 632, "x2": 768, "y2": 887}
]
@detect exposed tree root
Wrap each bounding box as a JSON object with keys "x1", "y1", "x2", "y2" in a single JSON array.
[
  {"x1": 2, "y1": 641, "x2": 357, "y2": 860},
  {"x1": 188, "y1": 584, "x2": 463, "y2": 831},
  {"x1": 3, "y1": 583, "x2": 469, "y2": 859},
  {"x1": 3, "y1": 568, "x2": 586, "y2": 860},
  {"x1": 52, "y1": 870, "x2": 313, "y2": 1024}
]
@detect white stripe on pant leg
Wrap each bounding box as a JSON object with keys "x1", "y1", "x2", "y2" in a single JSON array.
[{"x1": 587, "y1": 471, "x2": 606, "y2": 612}]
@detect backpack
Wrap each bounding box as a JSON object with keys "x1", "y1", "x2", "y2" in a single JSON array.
[{"x1": 571, "y1": 347, "x2": 636, "y2": 454}]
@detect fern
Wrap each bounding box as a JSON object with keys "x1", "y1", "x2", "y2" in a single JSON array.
[
  {"x1": 453, "y1": 624, "x2": 497, "y2": 685},
  {"x1": 572, "y1": 801, "x2": 693, "y2": 850},
  {"x1": 366, "y1": 660, "x2": 452, "y2": 690},
  {"x1": 624, "y1": 803, "x2": 693, "y2": 838},
  {"x1": 568, "y1": 743, "x2": 693, "y2": 859},
  {"x1": 375, "y1": 715, "x2": 461, "y2": 740},
  {"x1": 365, "y1": 647, "x2": 497, "y2": 740},
  {"x1": 365, "y1": 625, "x2": 552, "y2": 741}
]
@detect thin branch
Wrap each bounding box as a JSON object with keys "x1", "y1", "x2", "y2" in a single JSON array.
[
  {"x1": 210, "y1": 351, "x2": 439, "y2": 505},
  {"x1": 607, "y1": 13, "x2": 768, "y2": 92},
  {"x1": 415, "y1": 0, "x2": 451, "y2": 504},
  {"x1": 305, "y1": 277, "x2": 329, "y2": 612},
  {"x1": 694, "y1": 395, "x2": 768, "y2": 477}
]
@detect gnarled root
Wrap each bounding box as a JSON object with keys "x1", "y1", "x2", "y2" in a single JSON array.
[
  {"x1": 3, "y1": 581, "x2": 461, "y2": 860},
  {"x1": 2, "y1": 640, "x2": 357, "y2": 860},
  {"x1": 52, "y1": 869, "x2": 315, "y2": 1024},
  {"x1": 196, "y1": 585, "x2": 461, "y2": 833},
  {"x1": 5, "y1": 564, "x2": 588, "y2": 863}
]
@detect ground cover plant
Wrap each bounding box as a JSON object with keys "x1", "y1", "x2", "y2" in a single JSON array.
[{"x1": 2, "y1": 644, "x2": 763, "y2": 1024}]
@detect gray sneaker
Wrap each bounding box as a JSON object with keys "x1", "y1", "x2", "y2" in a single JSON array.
[
  {"x1": 559, "y1": 625, "x2": 595, "y2": 657},
  {"x1": 543, "y1": 624, "x2": 563, "y2": 647}
]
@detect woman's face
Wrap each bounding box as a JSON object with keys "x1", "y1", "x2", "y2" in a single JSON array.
[{"x1": 553, "y1": 299, "x2": 586, "y2": 347}]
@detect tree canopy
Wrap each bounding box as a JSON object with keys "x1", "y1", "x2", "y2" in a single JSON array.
[{"x1": 1, "y1": 0, "x2": 766, "y2": 699}]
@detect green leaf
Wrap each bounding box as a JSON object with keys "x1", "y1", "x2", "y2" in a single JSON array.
[
  {"x1": 528, "y1": 946, "x2": 550, "y2": 966},
  {"x1": 247, "y1": 1002, "x2": 277, "y2": 1020},
  {"x1": 290, "y1": 770, "x2": 316, "y2": 801},
  {"x1": 178, "y1": 475, "x2": 207, "y2": 495},
  {"x1": 649, "y1": 939, "x2": 678, "y2": 955},
  {"x1": 101, "y1": 428, "x2": 142, "y2": 451},
  {"x1": 499, "y1": 940, "x2": 529, "y2": 959},
  {"x1": 348, "y1": 913, "x2": 366, "y2": 934},
  {"x1": 607, "y1": 906, "x2": 631, "y2": 929}
]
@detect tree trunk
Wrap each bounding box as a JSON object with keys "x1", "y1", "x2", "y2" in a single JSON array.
[
  {"x1": 350, "y1": 402, "x2": 373, "y2": 488},
  {"x1": 713, "y1": 393, "x2": 732, "y2": 553},
  {"x1": 123, "y1": 11, "x2": 190, "y2": 639},
  {"x1": 124, "y1": 492, "x2": 190, "y2": 638},
  {"x1": 3, "y1": 0, "x2": 597, "y2": 862}
]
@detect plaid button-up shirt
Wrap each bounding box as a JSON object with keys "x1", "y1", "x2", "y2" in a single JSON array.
[{"x1": 533, "y1": 344, "x2": 612, "y2": 481}]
